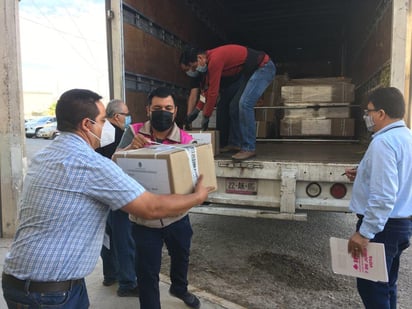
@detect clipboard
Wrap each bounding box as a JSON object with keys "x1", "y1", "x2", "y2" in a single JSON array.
[{"x1": 330, "y1": 237, "x2": 388, "y2": 282}]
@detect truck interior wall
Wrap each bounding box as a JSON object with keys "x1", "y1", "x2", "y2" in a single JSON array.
[
  {"x1": 347, "y1": 1, "x2": 392, "y2": 94},
  {"x1": 123, "y1": 0, "x2": 224, "y2": 119},
  {"x1": 125, "y1": 0, "x2": 226, "y2": 49},
  {"x1": 340, "y1": 1, "x2": 396, "y2": 141},
  {"x1": 123, "y1": 24, "x2": 186, "y2": 85}
]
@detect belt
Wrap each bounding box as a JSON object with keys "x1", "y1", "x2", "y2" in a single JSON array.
[
  {"x1": 357, "y1": 214, "x2": 412, "y2": 220},
  {"x1": 2, "y1": 273, "x2": 83, "y2": 293}
]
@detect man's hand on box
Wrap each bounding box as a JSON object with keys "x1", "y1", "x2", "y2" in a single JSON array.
[
  {"x1": 194, "y1": 174, "x2": 215, "y2": 205},
  {"x1": 129, "y1": 133, "x2": 151, "y2": 149}
]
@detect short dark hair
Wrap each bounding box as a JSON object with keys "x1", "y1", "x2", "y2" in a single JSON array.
[
  {"x1": 56, "y1": 89, "x2": 102, "y2": 132},
  {"x1": 179, "y1": 46, "x2": 204, "y2": 65},
  {"x1": 147, "y1": 87, "x2": 176, "y2": 106},
  {"x1": 368, "y1": 87, "x2": 405, "y2": 119}
]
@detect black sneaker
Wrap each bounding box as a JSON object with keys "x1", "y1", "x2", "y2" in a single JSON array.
[
  {"x1": 169, "y1": 288, "x2": 200, "y2": 309},
  {"x1": 102, "y1": 278, "x2": 117, "y2": 286},
  {"x1": 117, "y1": 286, "x2": 139, "y2": 297}
]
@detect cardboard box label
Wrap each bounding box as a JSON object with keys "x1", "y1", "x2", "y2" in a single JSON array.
[
  {"x1": 116, "y1": 158, "x2": 171, "y2": 194},
  {"x1": 185, "y1": 146, "x2": 199, "y2": 187}
]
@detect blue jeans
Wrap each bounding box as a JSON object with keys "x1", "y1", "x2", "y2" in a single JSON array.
[
  {"x1": 229, "y1": 60, "x2": 276, "y2": 151},
  {"x1": 132, "y1": 215, "x2": 193, "y2": 309},
  {"x1": 2, "y1": 278, "x2": 89, "y2": 308},
  {"x1": 356, "y1": 218, "x2": 412, "y2": 309},
  {"x1": 100, "y1": 209, "x2": 137, "y2": 291}
]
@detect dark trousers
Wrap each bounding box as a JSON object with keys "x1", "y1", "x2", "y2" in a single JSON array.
[
  {"x1": 132, "y1": 215, "x2": 193, "y2": 309},
  {"x1": 101, "y1": 209, "x2": 137, "y2": 291},
  {"x1": 216, "y1": 77, "x2": 244, "y2": 147},
  {"x1": 356, "y1": 218, "x2": 412, "y2": 309},
  {"x1": 2, "y1": 278, "x2": 89, "y2": 309}
]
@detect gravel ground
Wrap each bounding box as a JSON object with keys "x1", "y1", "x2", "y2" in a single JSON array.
[
  {"x1": 161, "y1": 211, "x2": 412, "y2": 309},
  {"x1": 26, "y1": 139, "x2": 412, "y2": 309}
]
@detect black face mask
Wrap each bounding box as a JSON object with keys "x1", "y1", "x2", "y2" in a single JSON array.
[{"x1": 150, "y1": 110, "x2": 174, "y2": 132}]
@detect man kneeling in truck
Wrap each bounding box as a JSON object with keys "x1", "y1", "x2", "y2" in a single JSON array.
[{"x1": 180, "y1": 44, "x2": 276, "y2": 161}]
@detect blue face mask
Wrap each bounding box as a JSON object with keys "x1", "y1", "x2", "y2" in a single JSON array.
[
  {"x1": 186, "y1": 70, "x2": 199, "y2": 78},
  {"x1": 124, "y1": 115, "x2": 132, "y2": 128},
  {"x1": 196, "y1": 64, "x2": 207, "y2": 73}
]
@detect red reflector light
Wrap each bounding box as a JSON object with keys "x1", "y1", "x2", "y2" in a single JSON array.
[{"x1": 330, "y1": 183, "x2": 347, "y2": 199}]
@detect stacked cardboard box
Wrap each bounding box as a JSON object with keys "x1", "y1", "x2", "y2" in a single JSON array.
[
  {"x1": 282, "y1": 83, "x2": 355, "y2": 103},
  {"x1": 282, "y1": 103, "x2": 351, "y2": 119},
  {"x1": 280, "y1": 118, "x2": 355, "y2": 137},
  {"x1": 279, "y1": 77, "x2": 355, "y2": 137},
  {"x1": 188, "y1": 130, "x2": 220, "y2": 155}
]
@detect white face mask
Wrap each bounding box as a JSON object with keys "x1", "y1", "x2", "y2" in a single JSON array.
[
  {"x1": 100, "y1": 120, "x2": 116, "y2": 147},
  {"x1": 363, "y1": 114, "x2": 375, "y2": 132},
  {"x1": 186, "y1": 70, "x2": 199, "y2": 78},
  {"x1": 87, "y1": 118, "x2": 102, "y2": 146},
  {"x1": 196, "y1": 64, "x2": 207, "y2": 73}
]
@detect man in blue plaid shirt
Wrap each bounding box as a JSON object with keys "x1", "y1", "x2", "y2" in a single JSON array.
[{"x1": 1, "y1": 89, "x2": 212, "y2": 309}]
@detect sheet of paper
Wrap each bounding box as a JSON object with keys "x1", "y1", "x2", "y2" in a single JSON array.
[{"x1": 330, "y1": 237, "x2": 388, "y2": 282}]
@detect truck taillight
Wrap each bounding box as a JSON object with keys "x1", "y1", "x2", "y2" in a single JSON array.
[
  {"x1": 330, "y1": 183, "x2": 347, "y2": 199},
  {"x1": 306, "y1": 182, "x2": 321, "y2": 198}
]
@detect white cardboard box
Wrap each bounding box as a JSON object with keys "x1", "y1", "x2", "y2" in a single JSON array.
[
  {"x1": 282, "y1": 83, "x2": 355, "y2": 103},
  {"x1": 283, "y1": 103, "x2": 351, "y2": 119},
  {"x1": 189, "y1": 130, "x2": 220, "y2": 155},
  {"x1": 113, "y1": 144, "x2": 217, "y2": 194},
  {"x1": 280, "y1": 118, "x2": 355, "y2": 137}
]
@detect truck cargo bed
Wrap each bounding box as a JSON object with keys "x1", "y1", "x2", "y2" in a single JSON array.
[{"x1": 215, "y1": 141, "x2": 366, "y2": 164}]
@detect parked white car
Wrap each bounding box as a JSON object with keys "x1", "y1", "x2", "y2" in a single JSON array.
[
  {"x1": 36, "y1": 121, "x2": 59, "y2": 139},
  {"x1": 25, "y1": 116, "x2": 56, "y2": 138}
]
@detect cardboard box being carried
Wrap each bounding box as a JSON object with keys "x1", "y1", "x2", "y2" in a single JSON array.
[
  {"x1": 113, "y1": 144, "x2": 217, "y2": 194},
  {"x1": 189, "y1": 130, "x2": 220, "y2": 155}
]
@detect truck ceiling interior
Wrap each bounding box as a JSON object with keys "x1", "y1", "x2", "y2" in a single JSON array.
[{"x1": 210, "y1": 0, "x2": 383, "y2": 78}]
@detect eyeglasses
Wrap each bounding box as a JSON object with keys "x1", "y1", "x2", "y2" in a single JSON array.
[
  {"x1": 117, "y1": 113, "x2": 130, "y2": 116},
  {"x1": 363, "y1": 109, "x2": 378, "y2": 116}
]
